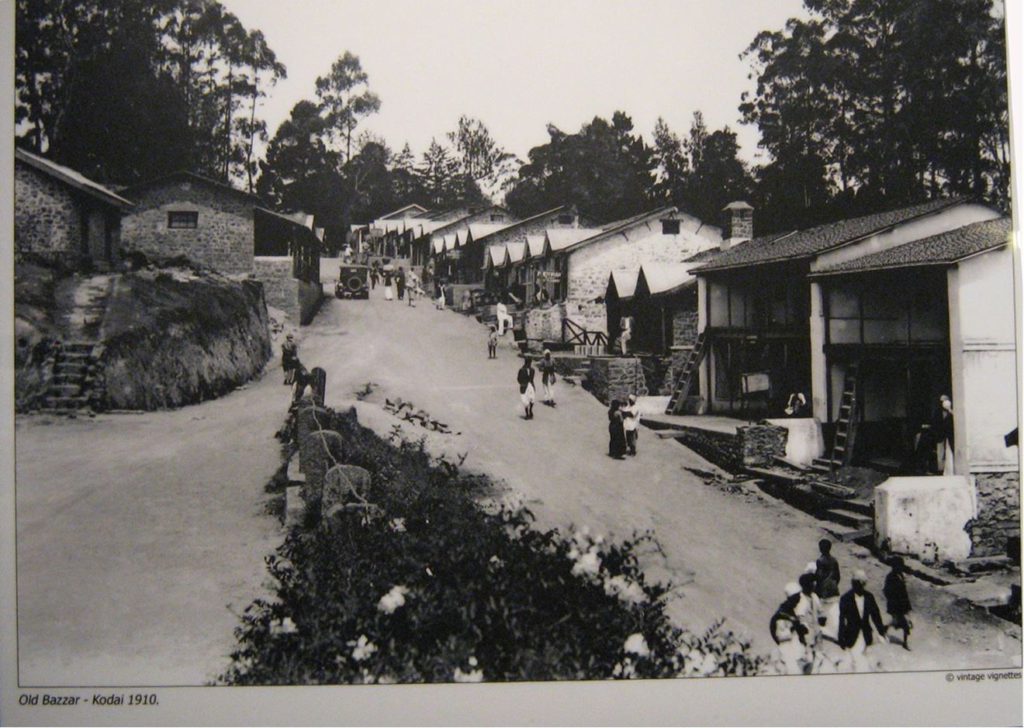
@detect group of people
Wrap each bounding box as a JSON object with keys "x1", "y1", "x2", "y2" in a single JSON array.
[
  {"x1": 770, "y1": 538, "x2": 913, "y2": 674},
  {"x1": 371, "y1": 262, "x2": 422, "y2": 307},
  {"x1": 607, "y1": 396, "x2": 640, "y2": 459},
  {"x1": 515, "y1": 351, "x2": 559, "y2": 419}
]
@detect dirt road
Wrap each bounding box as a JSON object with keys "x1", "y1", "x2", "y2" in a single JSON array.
[
  {"x1": 307, "y1": 261, "x2": 1020, "y2": 673},
  {"x1": 15, "y1": 361, "x2": 289, "y2": 686}
]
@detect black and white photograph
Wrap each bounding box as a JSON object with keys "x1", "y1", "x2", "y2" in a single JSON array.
[{"x1": 1, "y1": 0, "x2": 1022, "y2": 724}]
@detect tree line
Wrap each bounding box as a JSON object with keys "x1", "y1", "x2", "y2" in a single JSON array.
[{"x1": 16, "y1": 0, "x2": 1009, "y2": 244}]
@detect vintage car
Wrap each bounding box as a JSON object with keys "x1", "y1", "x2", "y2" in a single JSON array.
[{"x1": 336, "y1": 264, "x2": 370, "y2": 299}]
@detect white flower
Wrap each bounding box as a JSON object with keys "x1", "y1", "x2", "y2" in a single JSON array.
[
  {"x1": 347, "y1": 634, "x2": 377, "y2": 662},
  {"x1": 453, "y1": 667, "x2": 484, "y2": 683},
  {"x1": 377, "y1": 585, "x2": 410, "y2": 614},
  {"x1": 623, "y1": 633, "x2": 650, "y2": 658},
  {"x1": 571, "y1": 548, "x2": 601, "y2": 579},
  {"x1": 468, "y1": 656, "x2": 479, "y2": 667},
  {"x1": 389, "y1": 518, "x2": 406, "y2": 533},
  {"x1": 271, "y1": 616, "x2": 297, "y2": 635}
]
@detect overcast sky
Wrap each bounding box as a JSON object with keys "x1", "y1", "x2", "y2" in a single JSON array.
[{"x1": 222, "y1": 0, "x2": 808, "y2": 165}]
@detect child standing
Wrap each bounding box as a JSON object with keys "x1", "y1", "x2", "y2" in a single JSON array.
[
  {"x1": 883, "y1": 556, "x2": 913, "y2": 650},
  {"x1": 487, "y1": 326, "x2": 498, "y2": 359}
]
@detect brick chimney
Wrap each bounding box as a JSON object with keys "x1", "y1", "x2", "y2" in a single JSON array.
[{"x1": 721, "y1": 201, "x2": 754, "y2": 250}]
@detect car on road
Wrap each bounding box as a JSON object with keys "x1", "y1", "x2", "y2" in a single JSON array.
[{"x1": 336, "y1": 264, "x2": 370, "y2": 299}]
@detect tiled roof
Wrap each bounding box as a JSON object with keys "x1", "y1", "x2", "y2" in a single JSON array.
[
  {"x1": 378, "y1": 203, "x2": 429, "y2": 219},
  {"x1": 468, "y1": 222, "x2": 513, "y2": 242},
  {"x1": 694, "y1": 198, "x2": 968, "y2": 272},
  {"x1": 470, "y1": 204, "x2": 569, "y2": 245},
  {"x1": 557, "y1": 206, "x2": 679, "y2": 255},
  {"x1": 811, "y1": 217, "x2": 1011, "y2": 276},
  {"x1": 16, "y1": 148, "x2": 134, "y2": 209}
]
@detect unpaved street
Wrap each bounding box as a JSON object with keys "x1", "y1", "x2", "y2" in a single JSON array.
[
  {"x1": 14, "y1": 263, "x2": 1020, "y2": 686},
  {"x1": 306, "y1": 260, "x2": 1020, "y2": 673}
]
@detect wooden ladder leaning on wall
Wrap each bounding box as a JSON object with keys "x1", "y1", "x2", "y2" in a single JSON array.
[{"x1": 664, "y1": 330, "x2": 708, "y2": 415}]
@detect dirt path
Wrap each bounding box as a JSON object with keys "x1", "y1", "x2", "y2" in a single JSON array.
[
  {"x1": 15, "y1": 364, "x2": 289, "y2": 686},
  {"x1": 306, "y1": 260, "x2": 1020, "y2": 673}
]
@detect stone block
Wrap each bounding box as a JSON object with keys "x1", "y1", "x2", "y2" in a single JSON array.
[
  {"x1": 298, "y1": 429, "x2": 345, "y2": 506},
  {"x1": 764, "y1": 418, "x2": 825, "y2": 467},
  {"x1": 875, "y1": 476, "x2": 976, "y2": 563},
  {"x1": 284, "y1": 485, "x2": 304, "y2": 528},
  {"x1": 286, "y1": 451, "x2": 305, "y2": 483},
  {"x1": 968, "y1": 471, "x2": 1021, "y2": 557},
  {"x1": 321, "y1": 464, "x2": 372, "y2": 516},
  {"x1": 737, "y1": 424, "x2": 788, "y2": 467}
]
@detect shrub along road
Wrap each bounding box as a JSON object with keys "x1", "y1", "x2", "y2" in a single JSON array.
[{"x1": 305, "y1": 260, "x2": 1019, "y2": 674}]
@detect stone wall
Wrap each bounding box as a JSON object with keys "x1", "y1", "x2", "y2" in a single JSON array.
[
  {"x1": 524, "y1": 303, "x2": 565, "y2": 343},
  {"x1": 672, "y1": 301, "x2": 699, "y2": 347},
  {"x1": 15, "y1": 161, "x2": 83, "y2": 265},
  {"x1": 589, "y1": 357, "x2": 647, "y2": 404},
  {"x1": 969, "y1": 471, "x2": 1021, "y2": 557},
  {"x1": 565, "y1": 216, "x2": 719, "y2": 333},
  {"x1": 641, "y1": 422, "x2": 785, "y2": 472},
  {"x1": 254, "y1": 256, "x2": 324, "y2": 325},
  {"x1": 122, "y1": 179, "x2": 254, "y2": 274},
  {"x1": 736, "y1": 424, "x2": 788, "y2": 467}
]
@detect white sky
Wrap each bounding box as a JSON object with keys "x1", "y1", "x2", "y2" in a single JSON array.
[{"x1": 221, "y1": 0, "x2": 808, "y2": 166}]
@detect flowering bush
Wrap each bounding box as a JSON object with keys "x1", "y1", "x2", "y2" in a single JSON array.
[{"x1": 221, "y1": 408, "x2": 764, "y2": 684}]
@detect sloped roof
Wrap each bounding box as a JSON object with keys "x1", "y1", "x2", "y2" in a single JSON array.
[
  {"x1": 525, "y1": 233, "x2": 547, "y2": 258},
  {"x1": 810, "y1": 217, "x2": 1012, "y2": 277},
  {"x1": 443, "y1": 233, "x2": 460, "y2": 252},
  {"x1": 432, "y1": 236, "x2": 446, "y2": 254},
  {"x1": 484, "y1": 244, "x2": 507, "y2": 269},
  {"x1": 556, "y1": 206, "x2": 679, "y2": 256},
  {"x1": 378, "y1": 203, "x2": 429, "y2": 219},
  {"x1": 467, "y1": 222, "x2": 513, "y2": 242},
  {"x1": 545, "y1": 227, "x2": 604, "y2": 253},
  {"x1": 506, "y1": 241, "x2": 527, "y2": 264},
  {"x1": 607, "y1": 269, "x2": 641, "y2": 301},
  {"x1": 469, "y1": 204, "x2": 570, "y2": 245},
  {"x1": 16, "y1": 148, "x2": 134, "y2": 209},
  {"x1": 122, "y1": 170, "x2": 260, "y2": 204},
  {"x1": 695, "y1": 198, "x2": 968, "y2": 272},
  {"x1": 637, "y1": 263, "x2": 696, "y2": 297}
]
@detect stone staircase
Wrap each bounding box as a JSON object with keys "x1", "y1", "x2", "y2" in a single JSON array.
[{"x1": 42, "y1": 342, "x2": 105, "y2": 413}]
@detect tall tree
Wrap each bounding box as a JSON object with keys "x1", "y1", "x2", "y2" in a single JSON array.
[
  {"x1": 315, "y1": 52, "x2": 381, "y2": 163},
  {"x1": 505, "y1": 112, "x2": 655, "y2": 224},
  {"x1": 446, "y1": 115, "x2": 518, "y2": 198}
]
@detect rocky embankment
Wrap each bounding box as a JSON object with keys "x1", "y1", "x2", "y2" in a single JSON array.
[{"x1": 15, "y1": 261, "x2": 272, "y2": 411}]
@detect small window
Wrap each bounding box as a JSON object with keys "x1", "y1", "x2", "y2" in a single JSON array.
[
  {"x1": 167, "y1": 211, "x2": 198, "y2": 229},
  {"x1": 662, "y1": 219, "x2": 680, "y2": 235}
]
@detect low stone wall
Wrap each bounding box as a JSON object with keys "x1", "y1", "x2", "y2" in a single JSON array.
[
  {"x1": 969, "y1": 471, "x2": 1021, "y2": 557},
  {"x1": 875, "y1": 476, "x2": 975, "y2": 563},
  {"x1": 589, "y1": 357, "x2": 647, "y2": 405},
  {"x1": 255, "y1": 256, "x2": 323, "y2": 325},
  {"x1": 524, "y1": 303, "x2": 565, "y2": 343},
  {"x1": 737, "y1": 424, "x2": 788, "y2": 467}
]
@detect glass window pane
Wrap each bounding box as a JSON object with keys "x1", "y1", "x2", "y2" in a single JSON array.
[
  {"x1": 710, "y1": 282, "x2": 729, "y2": 327},
  {"x1": 864, "y1": 318, "x2": 907, "y2": 344},
  {"x1": 829, "y1": 286, "x2": 859, "y2": 318},
  {"x1": 829, "y1": 319, "x2": 860, "y2": 344}
]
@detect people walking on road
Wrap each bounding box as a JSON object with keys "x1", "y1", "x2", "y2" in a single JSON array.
[
  {"x1": 487, "y1": 326, "x2": 498, "y2": 359},
  {"x1": 383, "y1": 268, "x2": 394, "y2": 301},
  {"x1": 495, "y1": 300, "x2": 514, "y2": 335},
  {"x1": 370, "y1": 262, "x2": 380, "y2": 290},
  {"x1": 883, "y1": 556, "x2": 913, "y2": 650},
  {"x1": 281, "y1": 333, "x2": 299, "y2": 385},
  {"x1": 622, "y1": 393, "x2": 640, "y2": 455},
  {"x1": 794, "y1": 571, "x2": 827, "y2": 670},
  {"x1": 837, "y1": 569, "x2": 887, "y2": 672},
  {"x1": 814, "y1": 538, "x2": 842, "y2": 640},
  {"x1": 396, "y1": 267, "x2": 407, "y2": 300},
  {"x1": 608, "y1": 400, "x2": 627, "y2": 459},
  {"x1": 770, "y1": 583, "x2": 810, "y2": 674},
  {"x1": 406, "y1": 270, "x2": 418, "y2": 307},
  {"x1": 538, "y1": 349, "x2": 557, "y2": 406},
  {"x1": 517, "y1": 357, "x2": 536, "y2": 419},
  {"x1": 435, "y1": 281, "x2": 446, "y2": 310}
]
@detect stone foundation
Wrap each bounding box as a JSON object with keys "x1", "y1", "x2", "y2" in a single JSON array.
[
  {"x1": 968, "y1": 471, "x2": 1021, "y2": 557},
  {"x1": 589, "y1": 357, "x2": 647, "y2": 404},
  {"x1": 875, "y1": 476, "x2": 976, "y2": 563},
  {"x1": 524, "y1": 303, "x2": 565, "y2": 343},
  {"x1": 255, "y1": 256, "x2": 323, "y2": 325},
  {"x1": 737, "y1": 424, "x2": 788, "y2": 467}
]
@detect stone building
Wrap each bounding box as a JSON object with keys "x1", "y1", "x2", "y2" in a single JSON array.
[
  {"x1": 692, "y1": 199, "x2": 1016, "y2": 559},
  {"x1": 14, "y1": 147, "x2": 132, "y2": 269},
  {"x1": 253, "y1": 207, "x2": 324, "y2": 325},
  {"x1": 522, "y1": 206, "x2": 722, "y2": 344},
  {"x1": 121, "y1": 171, "x2": 261, "y2": 275}
]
